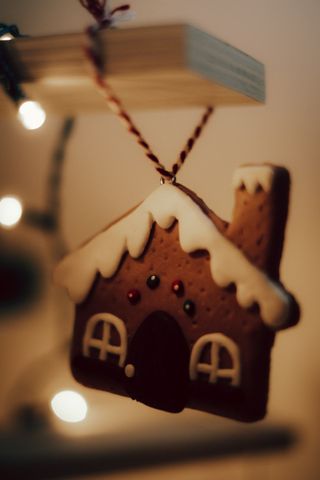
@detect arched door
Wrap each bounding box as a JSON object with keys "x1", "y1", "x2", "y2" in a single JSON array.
[{"x1": 125, "y1": 311, "x2": 189, "y2": 413}]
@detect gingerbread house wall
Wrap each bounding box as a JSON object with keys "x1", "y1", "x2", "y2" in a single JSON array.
[
  {"x1": 228, "y1": 167, "x2": 290, "y2": 279},
  {"x1": 73, "y1": 220, "x2": 274, "y2": 420}
]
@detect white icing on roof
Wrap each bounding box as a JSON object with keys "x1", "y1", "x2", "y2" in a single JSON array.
[
  {"x1": 54, "y1": 183, "x2": 290, "y2": 330},
  {"x1": 232, "y1": 165, "x2": 275, "y2": 194}
]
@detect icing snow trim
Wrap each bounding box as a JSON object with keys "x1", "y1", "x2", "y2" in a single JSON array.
[
  {"x1": 54, "y1": 184, "x2": 290, "y2": 330},
  {"x1": 232, "y1": 165, "x2": 275, "y2": 194}
]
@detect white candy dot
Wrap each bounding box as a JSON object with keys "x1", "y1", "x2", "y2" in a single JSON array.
[{"x1": 125, "y1": 364, "x2": 135, "y2": 378}]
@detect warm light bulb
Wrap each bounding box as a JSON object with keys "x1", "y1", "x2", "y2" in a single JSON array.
[
  {"x1": 0, "y1": 33, "x2": 14, "y2": 41},
  {"x1": 18, "y1": 100, "x2": 46, "y2": 130},
  {"x1": 0, "y1": 196, "x2": 23, "y2": 228},
  {"x1": 51, "y1": 390, "x2": 88, "y2": 423}
]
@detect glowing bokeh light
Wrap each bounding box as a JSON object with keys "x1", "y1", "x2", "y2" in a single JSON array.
[
  {"x1": 18, "y1": 100, "x2": 46, "y2": 130},
  {"x1": 51, "y1": 390, "x2": 88, "y2": 423},
  {"x1": 0, "y1": 33, "x2": 14, "y2": 41},
  {"x1": 0, "y1": 196, "x2": 23, "y2": 228}
]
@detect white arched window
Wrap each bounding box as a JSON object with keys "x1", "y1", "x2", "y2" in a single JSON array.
[
  {"x1": 189, "y1": 333, "x2": 240, "y2": 386},
  {"x1": 82, "y1": 313, "x2": 127, "y2": 367}
]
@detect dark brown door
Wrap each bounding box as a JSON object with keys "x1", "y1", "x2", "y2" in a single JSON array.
[{"x1": 125, "y1": 311, "x2": 189, "y2": 413}]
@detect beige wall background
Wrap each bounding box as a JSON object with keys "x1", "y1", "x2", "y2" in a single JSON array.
[{"x1": 0, "y1": 1, "x2": 320, "y2": 479}]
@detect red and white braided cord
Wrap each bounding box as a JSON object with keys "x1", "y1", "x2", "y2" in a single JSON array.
[{"x1": 81, "y1": 0, "x2": 214, "y2": 180}]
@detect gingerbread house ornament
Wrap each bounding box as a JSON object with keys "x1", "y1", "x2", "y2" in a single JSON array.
[{"x1": 54, "y1": 164, "x2": 299, "y2": 422}]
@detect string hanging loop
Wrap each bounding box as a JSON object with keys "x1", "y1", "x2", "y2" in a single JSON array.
[
  {"x1": 79, "y1": 0, "x2": 130, "y2": 28},
  {"x1": 79, "y1": 0, "x2": 214, "y2": 181}
]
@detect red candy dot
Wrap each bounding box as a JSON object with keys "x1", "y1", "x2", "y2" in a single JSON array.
[
  {"x1": 127, "y1": 289, "x2": 141, "y2": 305},
  {"x1": 171, "y1": 279, "x2": 184, "y2": 296}
]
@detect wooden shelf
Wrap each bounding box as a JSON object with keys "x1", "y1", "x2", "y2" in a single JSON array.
[
  {"x1": 0, "y1": 419, "x2": 294, "y2": 478},
  {"x1": 0, "y1": 24, "x2": 265, "y2": 113}
]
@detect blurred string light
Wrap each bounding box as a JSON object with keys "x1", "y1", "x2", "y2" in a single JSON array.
[
  {"x1": 51, "y1": 390, "x2": 88, "y2": 423},
  {"x1": 17, "y1": 99, "x2": 46, "y2": 130},
  {"x1": 0, "y1": 33, "x2": 14, "y2": 41},
  {"x1": 0, "y1": 117, "x2": 75, "y2": 235},
  {"x1": 0, "y1": 195, "x2": 23, "y2": 228},
  {"x1": 0, "y1": 23, "x2": 25, "y2": 40},
  {"x1": 0, "y1": 23, "x2": 81, "y2": 431},
  {"x1": 0, "y1": 23, "x2": 46, "y2": 129}
]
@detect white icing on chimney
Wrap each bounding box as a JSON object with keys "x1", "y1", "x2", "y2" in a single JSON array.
[
  {"x1": 54, "y1": 182, "x2": 290, "y2": 330},
  {"x1": 232, "y1": 165, "x2": 275, "y2": 194}
]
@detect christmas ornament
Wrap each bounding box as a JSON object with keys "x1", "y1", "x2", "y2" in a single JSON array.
[
  {"x1": 54, "y1": 165, "x2": 299, "y2": 421},
  {"x1": 54, "y1": 0, "x2": 300, "y2": 422}
]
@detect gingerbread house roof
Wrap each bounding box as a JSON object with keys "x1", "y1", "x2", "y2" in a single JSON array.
[{"x1": 54, "y1": 179, "x2": 291, "y2": 331}]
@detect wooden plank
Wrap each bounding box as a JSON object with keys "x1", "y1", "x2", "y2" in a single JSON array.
[
  {"x1": 0, "y1": 24, "x2": 265, "y2": 113},
  {"x1": 0, "y1": 420, "x2": 294, "y2": 479}
]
